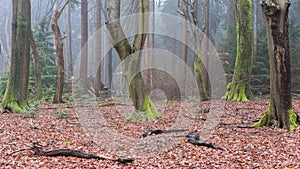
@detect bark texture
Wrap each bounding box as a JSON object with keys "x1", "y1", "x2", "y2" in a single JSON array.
[
  {"x1": 1, "y1": 0, "x2": 31, "y2": 113},
  {"x1": 51, "y1": 0, "x2": 70, "y2": 103},
  {"x1": 253, "y1": 0, "x2": 297, "y2": 130},
  {"x1": 224, "y1": 0, "x2": 254, "y2": 102},
  {"x1": 79, "y1": 0, "x2": 88, "y2": 83},
  {"x1": 190, "y1": 0, "x2": 209, "y2": 101},
  {"x1": 94, "y1": 0, "x2": 103, "y2": 97},
  {"x1": 107, "y1": 0, "x2": 161, "y2": 120},
  {"x1": 30, "y1": 31, "x2": 43, "y2": 101}
]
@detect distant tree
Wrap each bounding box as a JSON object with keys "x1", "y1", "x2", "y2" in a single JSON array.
[
  {"x1": 254, "y1": 0, "x2": 297, "y2": 130},
  {"x1": 94, "y1": 0, "x2": 103, "y2": 97},
  {"x1": 107, "y1": 0, "x2": 161, "y2": 120},
  {"x1": 79, "y1": 0, "x2": 88, "y2": 85},
  {"x1": 223, "y1": 0, "x2": 254, "y2": 101},
  {"x1": 30, "y1": 31, "x2": 43, "y2": 100},
  {"x1": 51, "y1": 0, "x2": 70, "y2": 103},
  {"x1": 1, "y1": 0, "x2": 31, "y2": 113}
]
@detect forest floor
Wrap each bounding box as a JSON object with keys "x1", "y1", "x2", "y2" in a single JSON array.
[{"x1": 0, "y1": 99, "x2": 299, "y2": 168}]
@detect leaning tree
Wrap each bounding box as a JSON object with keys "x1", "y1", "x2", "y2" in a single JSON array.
[
  {"x1": 106, "y1": 0, "x2": 161, "y2": 120},
  {"x1": 223, "y1": 0, "x2": 254, "y2": 102},
  {"x1": 254, "y1": 0, "x2": 297, "y2": 130},
  {"x1": 1, "y1": 0, "x2": 31, "y2": 113}
]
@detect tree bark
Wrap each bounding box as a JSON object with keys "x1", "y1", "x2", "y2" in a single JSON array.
[
  {"x1": 30, "y1": 31, "x2": 43, "y2": 101},
  {"x1": 66, "y1": 4, "x2": 73, "y2": 79},
  {"x1": 202, "y1": 0, "x2": 210, "y2": 96},
  {"x1": 181, "y1": 0, "x2": 188, "y2": 98},
  {"x1": 223, "y1": 0, "x2": 254, "y2": 102},
  {"x1": 80, "y1": 0, "x2": 88, "y2": 84},
  {"x1": 107, "y1": 0, "x2": 161, "y2": 120},
  {"x1": 1, "y1": 0, "x2": 31, "y2": 113},
  {"x1": 253, "y1": 0, "x2": 258, "y2": 57},
  {"x1": 190, "y1": 0, "x2": 209, "y2": 101},
  {"x1": 94, "y1": 0, "x2": 103, "y2": 97},
  {"x1": 253, "y1": 0, "x2": 297, "y2": 130},
  {"x1": 51, "y1": 0, "x2": 70, "y2": 104}
]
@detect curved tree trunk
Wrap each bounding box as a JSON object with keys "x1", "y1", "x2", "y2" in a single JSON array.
[
  {"x1": 51, "y1": 0, "x2": 70, "y2": 104},
  {"x1": 1, "y1": 0, "x2": 31, "y2": 113},
  {"x1": 107, "y1": 0, "x2": 161, "y2": 120},
  {"x1": 224, "y1": 0, "x2": 254, "y2": 102},
  {"x1": 253, "y1": 0, "x2": 297, "y2": 130}
]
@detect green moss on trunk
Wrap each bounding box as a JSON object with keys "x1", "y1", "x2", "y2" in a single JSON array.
[
  {"x1": 224, "y1": 82, "x2": 248, "y2": 102},
  {"x1": 253, "y1": 106, "x2": 271, "y2": 127},
  {"x1": 253, "y1": 107, "x2": 297, "y2": 130},
  {"x1": 224, "y1": 0, "x2": 253, "y2": 102},
  {"x1": 288, "y1": 109, "x2": 297, "y2": 130},
  {"x1": 194, "y1": 51, "x2": 209, "y2": 101}
]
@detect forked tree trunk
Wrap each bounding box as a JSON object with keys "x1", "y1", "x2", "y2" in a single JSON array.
[
  {"x1": 51, "y1": 0, "x2": 70, "y2": 104},
  {"x1": 1, "y1": 0, "x2": 31, "y2": 113},
  {"x1": 253, "y1": 0, "x2": 297, "y2": 130},
  {"x1": 107, "y1": 0, "x2": 161, "y2": 120},
  {"x1": 223, "y1": 0, "x2": 254, "y2": 102}
]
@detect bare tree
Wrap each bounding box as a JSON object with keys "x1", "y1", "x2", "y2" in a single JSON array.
[
  {"x1": 254, "y1": 0, "x2": 297, "y2": 130},
  {"x1": 51, "y1": 0, "x2": 70, "y2": 103}
]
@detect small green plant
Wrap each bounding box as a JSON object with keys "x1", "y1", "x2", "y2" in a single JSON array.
[
  {"x1": 63, "y1": 141, "x2": 71, "y2": 145},
  {"x1": 21, "y1": 107, "x2": 39, "y2": 118},
  {"x1": 56, "y1": 109, "x2": 69, "y2": 119}
]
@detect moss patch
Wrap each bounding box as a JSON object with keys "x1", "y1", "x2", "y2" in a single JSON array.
[
  {"x1": 288, "y1": 109, "x2": 297, "y2": 130},
  {"x1": 253, "y1": 106, "x2": 271, "y2": 127}
]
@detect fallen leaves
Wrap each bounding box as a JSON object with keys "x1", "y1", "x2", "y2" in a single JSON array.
[{"x1": 0, "y1": 99, "x2": 299, "y2": 168}]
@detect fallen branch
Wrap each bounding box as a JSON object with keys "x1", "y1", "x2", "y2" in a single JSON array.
[
  {"x1": 140, "y1": 129, "x2": 188, "y2": 138},
  {"x1": 187, "y1": 138, "x2": 223, "y2": 150},
  {"x1": 28, "y1": 143, "x2": 134, "y2": 164}
]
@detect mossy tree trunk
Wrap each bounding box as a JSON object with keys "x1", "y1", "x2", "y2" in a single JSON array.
[
  {"x1": 51, "y1": 0, "x2": 70, "y2": 103},
  {"x1": 30, "y1": 31, "x2": 43, "y2": 101},
  {"x1": 190, "y1": 1, "x2": 209, "y2": 101},
  {"x1": 224, "y1": 0, "x2": 254, "y2": 102},
  {"x1": 1, "y1": 0, "x2": 31, "y2": 113},
  {"x1": 107, "y1": 0, "x2": 161, "y2": 120},
  {"x1": 253, "y1": 0, "x2": 297, "y2": 130}
]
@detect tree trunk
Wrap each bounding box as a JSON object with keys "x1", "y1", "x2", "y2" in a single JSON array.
[
  {"x1": 181, "y1": 0, "x2": 187, "y2": 98},
  {"x1": 1, "y1": 0, "x2": 31, "y2": 113},
  {"x1": 94, "y1": 0, "x2": 103, "y2": 97},
  {"x1": 253, "y1": 0, "x2": 258, "y2": 57},
  {"x1": 107, "y1": 0, "x2": 161, "y2": 120},
  {"x1": 202, "y1": 0, "x2": 210, "y2": 96},
  {"x1": 66, "y1": 4, "x2": 73, "y2": 79},
  {"x1": 226, "y1": 0, "x2": 235, "y2": 39},
  {"x1": 51, "y1": 0, "x2": 69, "y2": 104},
  {"x1": 190, "y1": 0, "x2": 209, "y2": 101},
  {"x1": 223, "y1": 0, "x2": 254, "y2": 102},
  {"x1": 253, "y1": 0, "x2": 297, "y2": 130},
  {"x1": 30, "y1": 31, "x2": 43, "y2": 101},
  {"x1": 80, "y1": 0, "x2": 88, "y2": 84}
]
